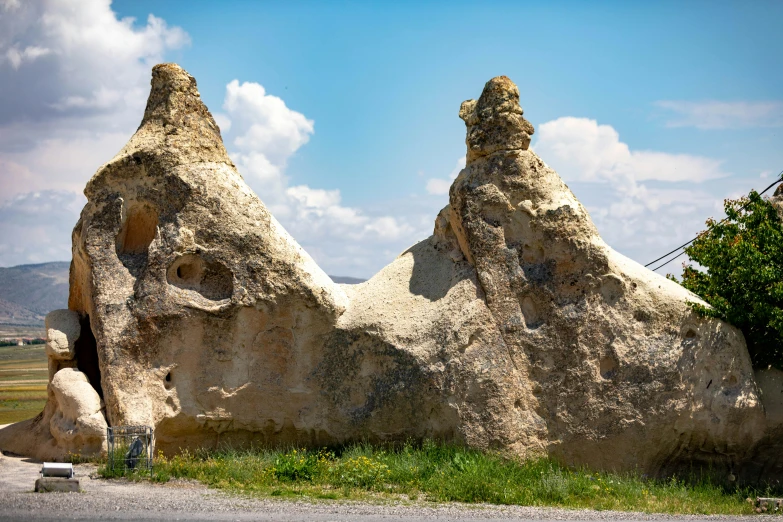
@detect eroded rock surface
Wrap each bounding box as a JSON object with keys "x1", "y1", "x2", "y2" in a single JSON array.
[
  {"x1": 437, "y1": 76, "x2": 765, "y2": 474},
  {"x1": 0, "y1": 65, "x2": 775, "y2": 479},
  {"x1": 0, "y1": 310, "x2": 107, "y2": 460}
]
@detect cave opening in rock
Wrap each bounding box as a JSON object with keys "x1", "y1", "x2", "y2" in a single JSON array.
[
  {"x1": 116, "y1": 202, "x2": 158, "y2": 275},
  {"x1": 117, "y1": 203, "x2": 158, "y2": 255},
  {"x1": 74, "y1": 314, "x2": 103, "y2": 399}
]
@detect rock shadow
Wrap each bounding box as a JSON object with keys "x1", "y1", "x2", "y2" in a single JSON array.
[{"x1": 405, "y1": 239, "x2": 472, "y2": 302}]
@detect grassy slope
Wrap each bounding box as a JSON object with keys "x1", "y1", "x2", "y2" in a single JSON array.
[
  {"x1": 100, "y1": 442, "x2": 781, "y2": 515},
  {"x1": 0, "y1": 344, "x2": 47, "y2": 424}
]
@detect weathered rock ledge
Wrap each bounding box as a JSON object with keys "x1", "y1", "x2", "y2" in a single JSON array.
[{"x1": 1, "y1": 65, "x2": 779, "y2": 481}]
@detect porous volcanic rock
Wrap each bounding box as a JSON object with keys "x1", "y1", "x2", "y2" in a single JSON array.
[
  {"x1": 0, "y1": 66, "x2": 772, "y2": 478},
  {"x1": 438, "y1": 76, "x2": 765, "y2": 474}
]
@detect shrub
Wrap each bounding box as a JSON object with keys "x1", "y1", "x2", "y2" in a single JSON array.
[
  {"x1": 674, "y1": 189, "x2": 783, "y2": 370},
  {"x1": 273, "y1": 448, "x2": 319, "y2": 481}
]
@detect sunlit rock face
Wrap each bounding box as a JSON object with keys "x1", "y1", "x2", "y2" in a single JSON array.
[
  {"x1": 438, "y1": 75, "x2": 765, "y2": 475},
  {"x1": 0, "y1": 66, "x2": 773, "y2": 480}
]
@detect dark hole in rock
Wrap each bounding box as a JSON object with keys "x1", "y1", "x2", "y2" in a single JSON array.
[
  {"x1": 117, "y1": 203, "x2": 158, "y2": 255},
  {"x1": 685, "y1": 329, "x2": 698, "y2": 339},
  {"x1": 165, "y1": 372, "x2": 171, "y2": 382},
  {"x1": 116, "y1": 202, "x2": 158, "y2": 275},
  {"x1": 74, "y1": 314, "x2": 103, "y2": 399},
  {"x1": 599, "y1": 356, "x2": 618, "y2": 380},
  {"x1": 167, "y1": 253, "x2": 233, "y2": 301}
]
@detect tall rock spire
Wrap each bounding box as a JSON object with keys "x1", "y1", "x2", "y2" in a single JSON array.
[{"x1": 459, "y1": 76, "x2": 535, "y2": 163}]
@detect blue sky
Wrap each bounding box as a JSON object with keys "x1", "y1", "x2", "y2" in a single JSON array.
[{"x1": 1, "y1": 0, "x2": 781, "y2": 278}]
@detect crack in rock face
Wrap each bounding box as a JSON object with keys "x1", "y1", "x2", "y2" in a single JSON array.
[{"x1": 0, "y1": 65, "x2": 777, "y2": 481}]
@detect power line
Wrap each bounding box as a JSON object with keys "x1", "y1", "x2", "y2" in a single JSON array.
[
  {"x1": 650, "y1": 250, "x2": 687, "y2": 273},
  {"x1": 645, "y1": 170, "x2": 783, "y2": 272}
]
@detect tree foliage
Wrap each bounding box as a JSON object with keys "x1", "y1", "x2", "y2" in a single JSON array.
[{"x1": 675, "y1": 189, "x2": 783, "y2": 370}]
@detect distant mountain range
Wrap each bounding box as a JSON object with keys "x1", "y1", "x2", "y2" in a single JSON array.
[
  {"x1": 0, "y1": 262, "x2": 364, "y2": 325},
  {"x1": 329, "y1": 276, "x2": 365, "y2": 285},
  {"x1": 0, "y1": 262, "x2": 70, "y2": 325}
]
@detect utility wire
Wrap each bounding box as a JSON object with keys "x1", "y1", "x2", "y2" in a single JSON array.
[
  {"x1": 650, "y1": 250, "x2": 687, "y2": 273},
  {"x1": 646, "y1": 170, "x2": 783, "y2": 272}
]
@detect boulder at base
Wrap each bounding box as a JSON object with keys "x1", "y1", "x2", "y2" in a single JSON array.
[{"x1": 0, "y1": 65, "x2": 774, "y2": 479}]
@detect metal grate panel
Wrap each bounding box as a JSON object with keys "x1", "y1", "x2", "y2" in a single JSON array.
[{"x1": 107, "y1": 425, "x2": 154, "y2": 473}]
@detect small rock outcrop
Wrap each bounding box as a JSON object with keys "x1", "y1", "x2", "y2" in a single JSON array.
[
  {"x1": 0, "y1": 310, "x2": 106, "y2": 459},
  {"x1": 0, "y1": 65, "x2": 776, "y2": 479}
]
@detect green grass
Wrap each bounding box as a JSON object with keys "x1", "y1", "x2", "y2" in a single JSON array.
[
  {"x1": 0, "y1": 344, "x2": 46, "y2": 363},
  {"x1": 0, "y1": 344, "x2": 47, "y2": 424},
  {"x1": 0, "y1": 397, "x2": 46, "y2": 424},
  {"x1": 98, "y1": 441, "x2": 780, "y2": 515}
]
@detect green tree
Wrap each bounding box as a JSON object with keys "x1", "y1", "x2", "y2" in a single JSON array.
[{"x1": 675, "y1": 189, "x2": 783, "y2": 370}]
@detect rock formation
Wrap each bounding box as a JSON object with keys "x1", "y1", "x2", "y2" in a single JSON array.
[
  {"x1": 0, "y1": 309, "x2": 106, "y2": 460},
  {"x1": 0, "y1": 65, "x2": 777, "y2": 480}
]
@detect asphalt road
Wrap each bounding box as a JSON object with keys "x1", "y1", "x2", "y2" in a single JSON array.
[{"x1": 0, "y1": 452, "x2": 764, "y2": 522}]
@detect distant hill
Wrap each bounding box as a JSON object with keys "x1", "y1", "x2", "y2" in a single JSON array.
[
  {"x1": 0, "y1": 261, "x2": 364, "y2": 325},
  {"x1": 0, "y1": 297, "x2": 45, "y2": 325},
  {"x1": 330, "y1": 276, "x2": 366, "y2": 285},
  {"x1": 0, "y1": 262, "x2": 70, "y2": 324}
]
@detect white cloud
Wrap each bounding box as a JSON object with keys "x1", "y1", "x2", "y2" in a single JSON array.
[
  {"x1": 532, "y1": 116, "x2": 737, "y2": 273},
  {"x1": 0, "y1": 0, "x2": 190, "y2": 196},
  {"x1": 0, "y1": 0, "x2": 189, "y2": 266},
  {"x1": 219, "y1": 80, "x2": 420, "y2": 277},
  {"x1": 223, "y1": 80, "x2": 314, "y2": 166},
  {"x1": 535, "y1": 117, "x2": 728, "y2": 189},
  {"x1": 6, "y1": 45, "x2": 51, "y2": 69},
  {"x1": 1, "y1": 0, "x2": 20, "y2": 11},
  {"x1": 656, "y1": 100, "x2": 783, "y2": 129},
  {"x1": 0, "y1": 190, "x2": 84, "y2": 266},
  {"x1": 1, "y1": 131, "x2": 131, "y2": 196},
  {"x1": 0, "y1": 1, "x2": 189, "y2": 126},
  {"x1": 286, "y1": 185, "x2": 342, "y2": 210}
]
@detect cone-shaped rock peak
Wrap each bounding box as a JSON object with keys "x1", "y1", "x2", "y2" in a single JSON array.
[
  {"x1": 1, "y1": 66, "x2": 779, "y2": 483},
  {"x1": 460, "y1": 76, "x2": 535, "y2": 163}
]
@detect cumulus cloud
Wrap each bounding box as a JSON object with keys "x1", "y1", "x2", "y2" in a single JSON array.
[
  {"x1": 0, "y1": 0, "x2": 189, "y2": 127},
  {"x1": 218, "y1": 80, "x2": 419, "y2": 276},
  {"x1": 0, "y1": 0, "x2": 190, "y2": 197},
  {"x1": 535, "y1": 117, "x2": 728, "y2": 188},
  {"x1": 533, "y1": 116, "x2": 738, "y2": 272},
  {"x1": 0, "y1": 190, "x2": 84, "y2": 266},
  {"x1": 656, "y1": 100, "x2": 783, "y2": 129},
  {"x1": 224, "y1": 80, "x2": 314, "y2": 166},
  {"x1": 6, "y1": 45, "x2": 52, "y2": 69},
  {"x1": 0, "y1": 0, "x2": 189, "y2": 265}
]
